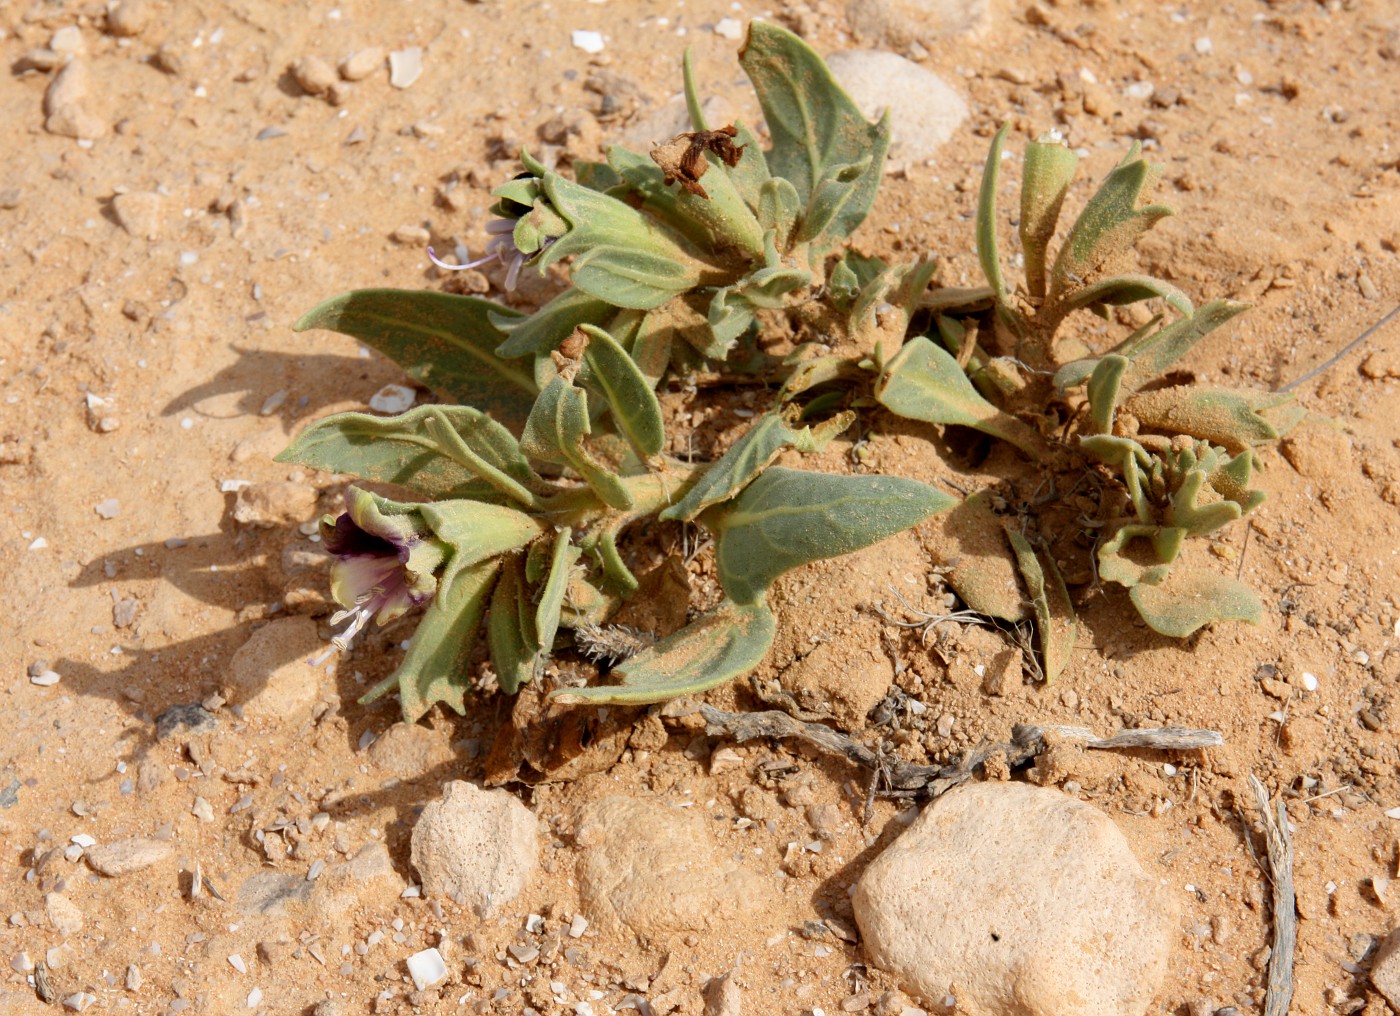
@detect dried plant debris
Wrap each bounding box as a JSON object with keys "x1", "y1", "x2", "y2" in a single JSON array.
[
  {"x1": 1246, "y1": 775, "x2": 1297, "y2": 1016},
  {"x1": 649, "y1": 125, "x2": 746, "y2": 198}
]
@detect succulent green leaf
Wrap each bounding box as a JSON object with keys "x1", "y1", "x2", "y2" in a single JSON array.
[
  {"x1": 277, "y1": 405, "x2": 534, "y2": 502},
  {"x1": 738, "y1": 21, "x2": 889, "y2": 250},
  {"x1": 682, "y1": 48, "x2": 708, "y2": 131},
  {"x1": 493, "y1": 288, "x2": 616, "y2": 359},
  {"x1": 520, "y1": 376, "x2": 633, "y2": 509},
  {"x1": 487, "y1": 556, "x2": 538, "y2": 695},
  {"x1": 1080, "y1": 434, "x2": 1155, "y2": 523},
  {"x1": 850, "y1": 258, "x2": 938, "y2": 355},
  {"x1": 726, "y1": 121, "x2": 773, "y2": 210},
  {"x1": 706, "y1": 287, "x2": 758, "y2": 355},
  {"x1": 920, "y1": 489, "x2": 1029, "y2": 622},
  {"x1": 1019, "y1": 133, "x2": 1079, "y2": 300},
  {"x1": 757, "y1": 177, "x2": 802, "y2": 251},
  {"x1": 1121, "y1": 301, "x2": 1251, "y2": 384},
  {"x1": 1129, "y1": 569, "x2": 1263, "y2": 637},
  {"x1": 1097, "y1": 524, "x2": 1177, "y2": 588},
  {"x1": 418, "y1": 499, "x2": 546, "y2": 568},
  {"x1": 1166, "y1": 467, "x2": 1243, "y2": 537},
  {"x1": 829, "y1": 250, "x2": 887, "y2": 312},
  {"x1": 1006, "y1": 530, "x2": 1076, "y2": 683},
  {"x1": 1085, "y1": 354, "x2": 1129, "y2": 434},
  {"x1": 550, "y1": 599, "x2": 777, "y2": 705},
  {"x1": 387, "y1": 558, "x2": 500, "y2": 722},
  {"x1": 573, "y1": 159, "x2": 623, "y2": 192},
  {"x1": 1048, "y1": 144, "x2": 1174, "y2": 303},
  {"x1": 1059, "y1": 274, "x2": 1193, "y2": 318},
  {"x1": 660, "y1": 407, "x2": 854, "y2": 522},
  {"x1": 533, "y1": 171, "x2": 706, "y2": 310},
  {"x1": 596, "y1": 526, "x2": 640, "y2": 593},
  {"x1": 295, "y1": 289, "x2": 536, "y2": 429},
  {"x1": 711, "y1": 466, "x2": 956, "y2": 604},
  {"x1": 876, "y1": 337, "x2": 1049, "y2": 457},
  {"x1": 536, "y1": 527, "x2": 583, "y2": 663},
  {"x1": 976, "y1": 123, "x2": 1011, "y2": 306},
  {"x1": 610, "y1": 141, "x2": 767, "y2": 262},
  {"x1": 1125, "y1": 386, "x2": 1295, "y2": 453},
  {"x1": 628, "y1": 309, "x2": 676, "y2": 388},
  {"x1": 579, "y1": 324, "x2": 665, "y2": 458}
]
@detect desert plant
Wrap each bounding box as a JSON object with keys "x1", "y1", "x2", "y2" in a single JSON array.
[
  {"x1": 281, "y1": 22, "x2": 1296, "y2": 719},
  {"x1": 280, "y1": 23, "x2": 952, "y2": 720},
  {"x1": 875, "y1": 125, "x2": 1301, "y2": 658}
]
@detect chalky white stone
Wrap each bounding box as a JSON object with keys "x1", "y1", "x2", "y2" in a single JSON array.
[
  {"x1": 854, "y1": 781, "x2": 1175, "y2": 1016},
  {"x1": 406, "y1": 947, "x2": 447, "y2": 991}
]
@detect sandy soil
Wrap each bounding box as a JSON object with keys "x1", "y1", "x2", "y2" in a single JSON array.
[{"x1": 3, "y1": 0, "x2": 1400, "y2": 1013}]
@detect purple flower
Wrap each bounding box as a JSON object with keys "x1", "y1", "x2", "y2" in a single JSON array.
[
  {"x1": 312, "y1": 487, "x2": 447, "y2": 663},
  {"x1": 427, "y1": 170, "x2": 566, "y2": 290}
]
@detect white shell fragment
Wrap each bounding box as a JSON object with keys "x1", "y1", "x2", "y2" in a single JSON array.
[
  {"x1": 388, "y1": 47, "x2": 423, "y2": 88},
  {"x1": 571, "y1": 30, "x2": 605, "y2": 54},
  {"x1": 406, "y1": 947, "x2": 447, "y2": 990},
  {"x1": 369, "y1": 384, "x2": 415, "y2": 414},
  {"x1": 30, "y1": 670, "x2": 61, "y2": 687}
]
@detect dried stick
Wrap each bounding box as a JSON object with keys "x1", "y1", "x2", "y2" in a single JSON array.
[
  {"x1": 1249, "y1": 775, "x2": 1297, "y2": 1016},
  {"x1": 699, "y1": 706, "x2": 1223, "y2": 799}
]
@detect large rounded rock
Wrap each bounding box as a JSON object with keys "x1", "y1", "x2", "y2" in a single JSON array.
[
  {"x1": 826, "y1": 51, "x2": 968, "y2": 162},
  {"x1": 853, "y1": 782, "x2": 1175, "y2": 1016},
  {"x1": 846, "y1": 0, "x2": 992, "y2": 49},
  {"x1": 410, "y1": 781, "x2": 538, "y2": 917},
  {"x1": 575, "y1": 795, "x2": 777, "y2": 938}
]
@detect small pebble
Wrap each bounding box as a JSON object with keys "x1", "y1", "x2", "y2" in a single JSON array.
[
  {"x1": 30, "y1": 670, "x2": 61, "y2": 687},
  {"x1": 50, "y1": 26, "x2": 85, "y2": 54},
  {"x1": 62, "y1": 993, "x2": 97, "y2": 1012},
  {"x1": 714, "y1": 18, "x2": 743, "y2": 40},
  {"x1": 1301, "y1": 672, "x2": 1319, "y2": 692},
  {"x1": 569, "y1": 914, "x2": 589, "y2": 938},
  {"x1": 572, "y1": 30, "x2": 605, "y2": 54},
  {"x1": 369, "y1": 384, "x2": 416, "y2": 413},
  {"x1": 391, "y1": 224, "x2": 431, "y2": 246},
  {"x1": 126, "y1": 963, "x2": 142, "y2": 990},
  {"x1": 246, "y1": 987, "x2": 263, "y2": 1008},
  {"x1": 228, "y1": 953, "x2": 247, "y2": 974},
  {"x1": 406, "y1": 947, "x2": 447, "y2": 990},
  {"x1": 340, "y1": 46, "x2": 385, "y2": 81},
  {"x1": 95, "y1": 498, "x2": 120, "y2": 519},
  {"x1": 291, "y1": 55, "x2": 337, "y2": 96},
  {"x1": 389, "y1": 47, "x2": 423, "y2": 88},
  {"x1": 107, "y1": 0, "x2": 151, "y2": 38}
]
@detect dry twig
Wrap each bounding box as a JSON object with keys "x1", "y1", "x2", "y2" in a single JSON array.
[
  {"x1": 699, "y1": 706, "x2": 1223, "y2": 802},
  {"x1": 1247, "y1": 775, "x2": 1297, "y2": 1016}
]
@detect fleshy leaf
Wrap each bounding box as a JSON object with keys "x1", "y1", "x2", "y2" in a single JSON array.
[
  {"x1": 487, "y1": 555, "x2": 538, "y2": 695},
  {"x1": 1085, "y1": 355, "x2": 1129, "y2": 434},
  {"x1": 1165, "y1": 466, "x2": 1242, "y2": 537},
  {"x1": 1047, "y1": 144, "x2": 1174, "y2": 304},
  {"x1": 1006, "y1": 530, "x2": 1077, "y2": 683},
  {"x1": 535, "y1": 527, "x2": 583, "y2": 663},
  {"x1": 418, "y1": 499, "x2": 546, "y2": 568},
  {"x1": 1129, "y1": 569, "x2": 1263, "y2": 637},
  {"x1": 738, "y1": 21, "x2": 890, "y2": 252},
  {"x1": 876, "y1": 337, "x2": 1049, "y2": 457},
  {"x1": 550, "y1": 599, "x2": 777, "y2": 705},
  {"x1": 660, "y1": 407, "x2": 853, "y2": 522},
  {"x1": 520, "y1": 376, "x2": 633, "y2": 510},
  {"x1": 975, "y1": 123, "x2": 1011, "y2": 306},
  {"x1": 711, "y1": 466, "x2": 956, "y2": 605},
  {"x1": 389, "y1": 558, "x2": 500, "y2": 721},
  {"x1": 1118, "y1": 300, "x2": 1250, "y2": 387},
  {"x1": 295, "y1": 289, "x2": 536, "y2": 428},
  {"x1": 493, "y1": 288, "x2": 616, "y2": 359},
  {"x1": 1125, "y1": 386, "x2": 1295, "y2": 453},
  {"x1": 1096, "y1": 524, "x2": 1176, "y2": 588},
  {"x1": 1019, "y1": 133, "x2": 1079, "y2": 300},
  {"x1": 1059, "y1": 274, "x2": 1193, "y2": 318},
  {"x1": 580, "y1": 324, "x2": 665, "y2": 458},
  {"x1": 532, "y1": 170, "x2": 708, "y2": 310},
  {"x1": 278, "y1": 405, "x2": 537, "y2": 502}
]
